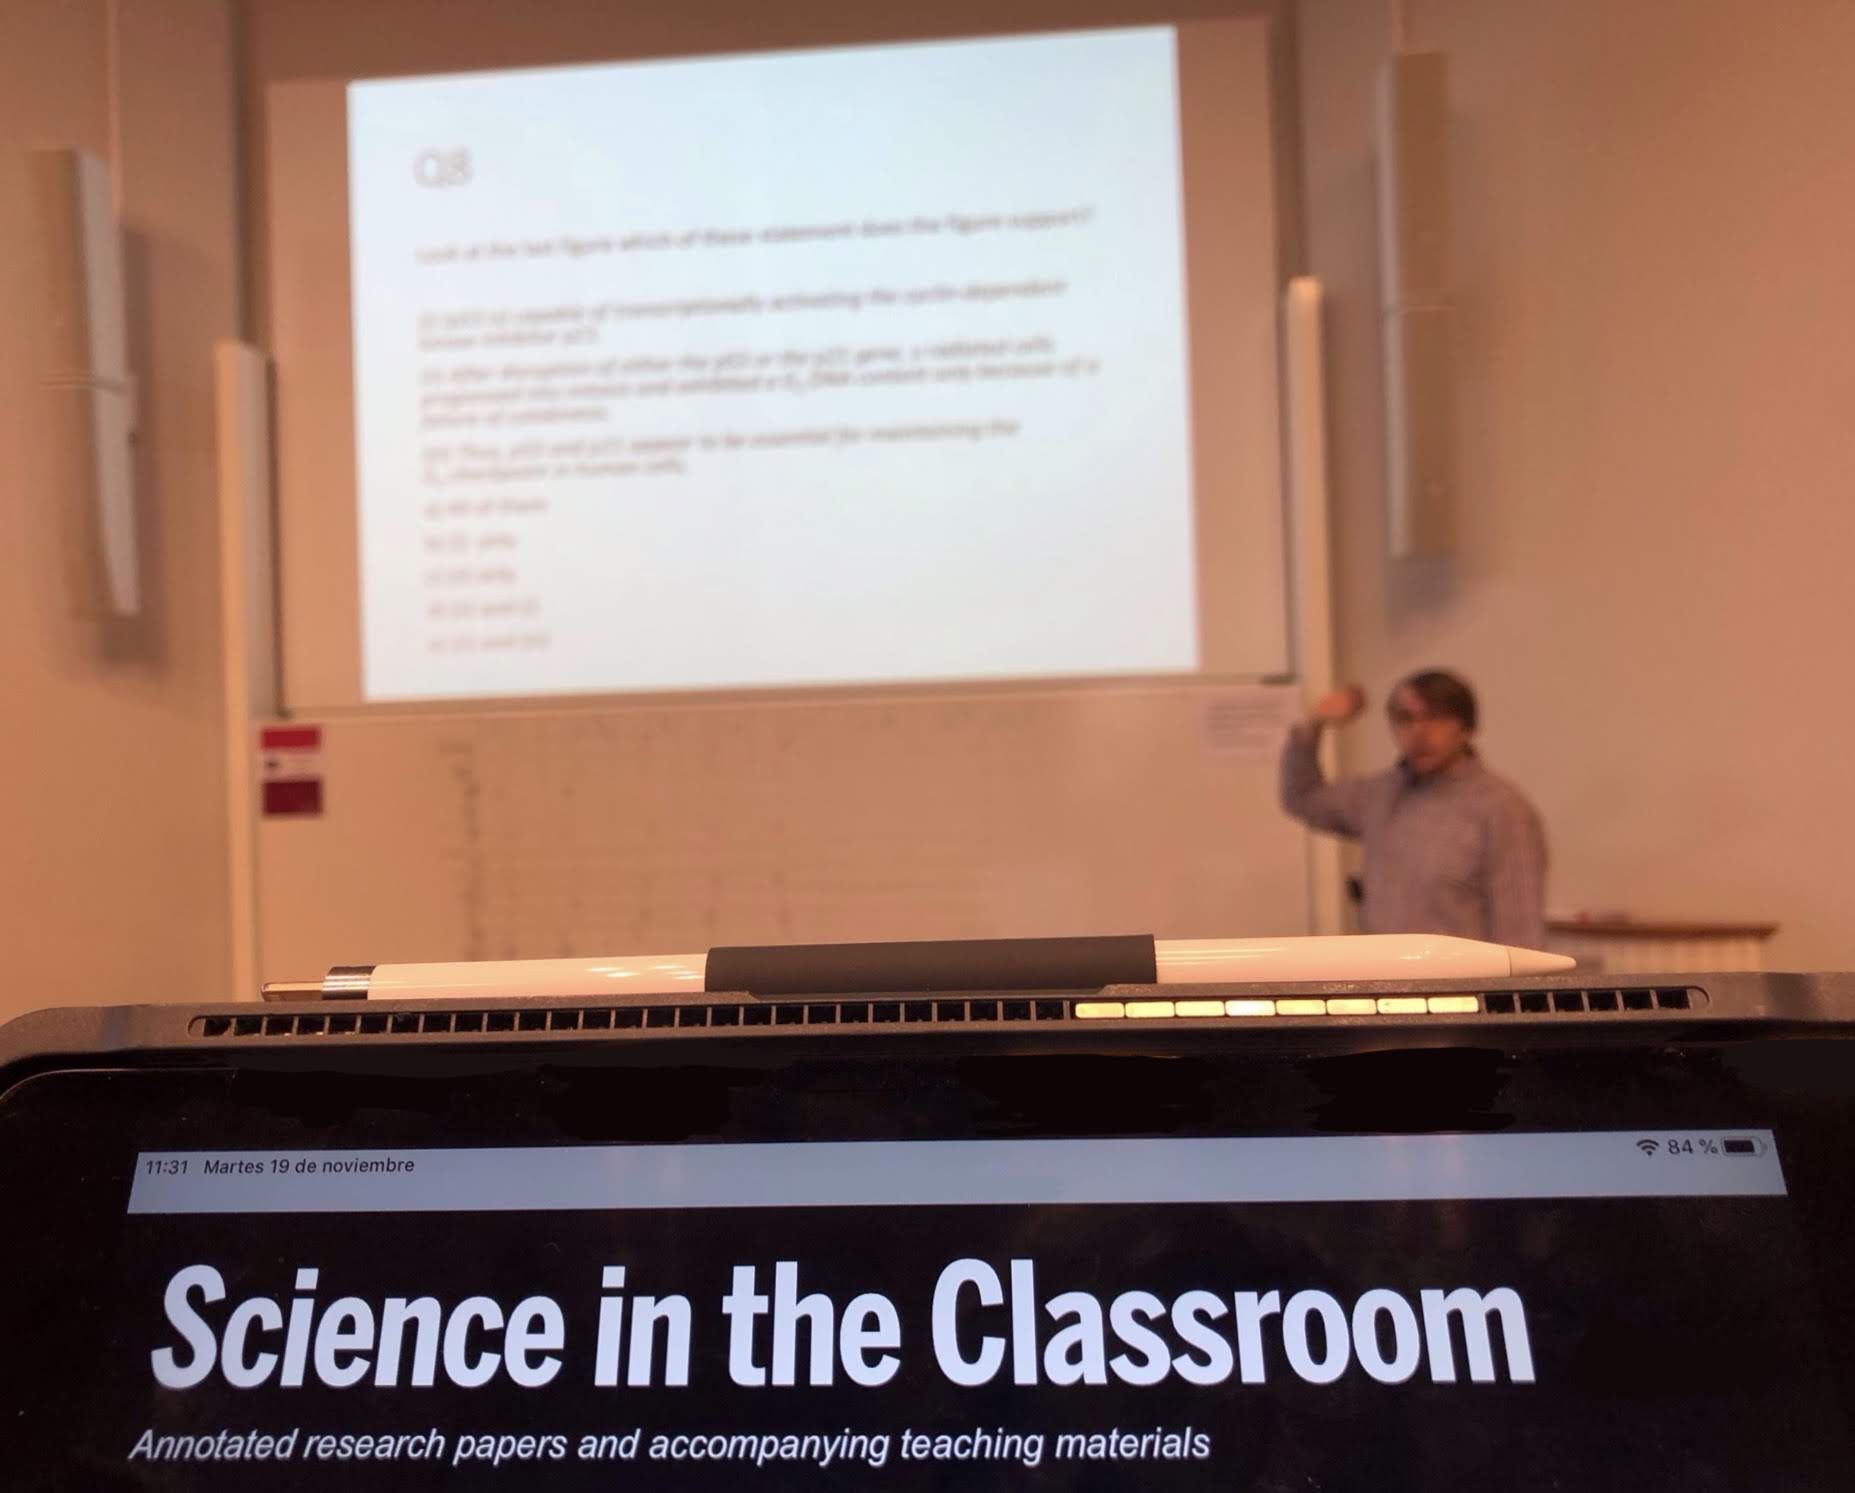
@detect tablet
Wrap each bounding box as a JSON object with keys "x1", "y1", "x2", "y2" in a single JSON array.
[{"x1": 4, "y1": 969, "x2": 1852, "y2": 1488}]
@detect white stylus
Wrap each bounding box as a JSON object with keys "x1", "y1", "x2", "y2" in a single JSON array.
[{"x1": 264, "y1": 934, "x2": 1573, "y2": 1001}]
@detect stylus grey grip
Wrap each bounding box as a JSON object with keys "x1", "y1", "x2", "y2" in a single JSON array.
[{"x1": 704, "y1": 935, "x2": 1157, "y2": 995}]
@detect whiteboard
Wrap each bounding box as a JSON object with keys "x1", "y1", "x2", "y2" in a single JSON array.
[{"x1": 254, "y1": 683, "x2": 1312, "y2": 980}]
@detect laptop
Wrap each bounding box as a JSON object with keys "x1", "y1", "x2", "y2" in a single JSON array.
[{"x1": 4, "y1": 966, "x2": 1853, "y2": 1488}]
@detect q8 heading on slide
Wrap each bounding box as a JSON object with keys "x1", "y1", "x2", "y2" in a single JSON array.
[{"x1": 4, "y1": 963, "x2": 1854, "y2": 1488}]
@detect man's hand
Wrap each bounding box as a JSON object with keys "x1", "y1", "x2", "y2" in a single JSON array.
[{"x1": 1307, "y1": 685, "x2": 1367, "y2": 729}]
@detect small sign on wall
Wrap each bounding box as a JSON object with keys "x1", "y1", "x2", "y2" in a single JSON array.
[
  {"x1": 259, "y1": 724, "x2": 322, "y2": 816},
  {"x1": 1200, "y1": 687, "x2": 1300, "y2": 758}
]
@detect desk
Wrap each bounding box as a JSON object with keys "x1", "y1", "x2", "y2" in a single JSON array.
[{"x1": 1545, "y1": 917, "x2": 1778, "y2": 974}]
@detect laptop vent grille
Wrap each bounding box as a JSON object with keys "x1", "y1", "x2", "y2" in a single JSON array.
[{"x1": 188, "y1": 987, "x2": 1699, "y2": 1039}]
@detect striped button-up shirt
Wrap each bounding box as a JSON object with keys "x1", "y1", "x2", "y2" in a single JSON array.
[{"x1": 1279, "y1": 727, "x2": 1548, "y2": 947}]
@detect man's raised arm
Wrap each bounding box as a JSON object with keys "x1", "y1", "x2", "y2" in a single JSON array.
[{"x1": 1279, "y1": 687, "x2": 1371, "y2": 839}]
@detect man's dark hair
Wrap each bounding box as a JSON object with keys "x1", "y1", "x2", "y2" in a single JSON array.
[{"x1": 1390, "y1": 669, "x2": 1478, "y2": 731}]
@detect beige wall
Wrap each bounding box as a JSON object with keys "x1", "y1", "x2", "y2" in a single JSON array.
[
  {"x1": 1297, "y1": 0, "x2": 1855, "y2": 968},
  {"x1": 3, "y1": 0, "x2": 1851, "y2": 1015},
  {"x1": 0, "y1": 0, "x2": 241, "y2": 1017}
]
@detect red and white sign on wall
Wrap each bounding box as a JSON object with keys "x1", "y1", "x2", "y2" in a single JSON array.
[{"x1": 259, "y1": 724, "x2": 323, "y2": 817}]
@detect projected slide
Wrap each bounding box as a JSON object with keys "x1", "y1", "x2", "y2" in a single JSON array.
[{"x1": 347, "y1": 29, "x2": 1197, "y2": 702}]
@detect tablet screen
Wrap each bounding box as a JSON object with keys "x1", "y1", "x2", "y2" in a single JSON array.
[{"x1": 5, "y1": 1037, "x2": 1852, "y2": 1488}]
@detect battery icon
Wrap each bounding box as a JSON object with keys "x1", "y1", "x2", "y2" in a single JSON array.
[{"x1": 1721, "y1": 1137, "x2": 1763, "y2": 1156}]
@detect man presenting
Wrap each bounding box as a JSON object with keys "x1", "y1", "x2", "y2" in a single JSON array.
[{"x1": 1280, "y1": 669, "x2": 1548, "y2": 947}]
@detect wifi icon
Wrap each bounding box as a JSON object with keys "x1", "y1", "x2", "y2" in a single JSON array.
[{"x1": 1636, "y1": 1138, "x2": 1660, "y2": 1156}]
